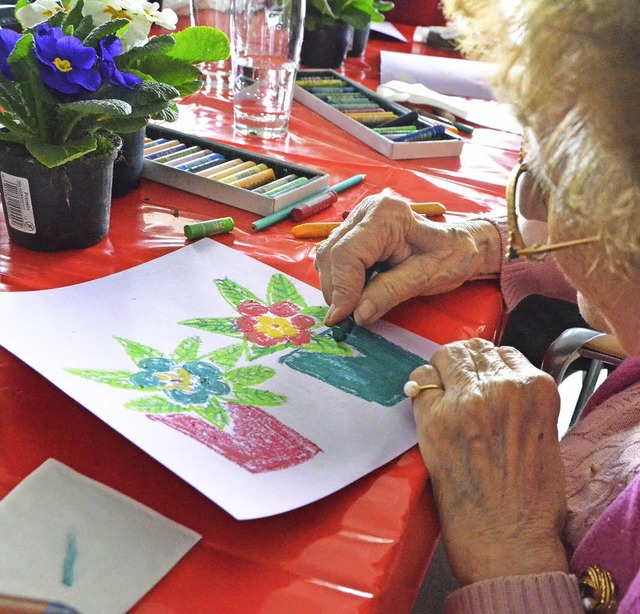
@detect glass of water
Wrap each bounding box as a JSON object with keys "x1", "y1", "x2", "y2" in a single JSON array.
[{"x1": 230, "y1": 0, "x2": 305, "y2": 139}]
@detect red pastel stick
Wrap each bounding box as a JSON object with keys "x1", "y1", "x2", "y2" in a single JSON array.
[{"x1": 289, "y1": 190, "x2": 338, "y2": 222}]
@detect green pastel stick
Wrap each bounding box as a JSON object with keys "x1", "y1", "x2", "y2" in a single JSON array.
[{"x1": 184, "y1": 217, "x2": 234, "y2": 240}]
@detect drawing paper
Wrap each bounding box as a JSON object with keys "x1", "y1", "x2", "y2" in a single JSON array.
[{"x1": 0, "y1": 240, "x2": 438, "y2": 519}]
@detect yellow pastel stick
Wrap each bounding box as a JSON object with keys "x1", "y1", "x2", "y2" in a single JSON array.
[
  {"x1": 291, "y1": 222, "x2": 342, "y2": 239},
  {"x1": 410, "y1": 202, "x2": 446, "y2": 216}
]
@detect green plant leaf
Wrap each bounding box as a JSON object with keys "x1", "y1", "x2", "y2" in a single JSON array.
[
  {"x1": 117, "y1": 34, "x2": 176, "y2": 68},
  {"x1": 267, "y1": 273, "x2": 307, "y2": 307},
  {"x1": 59, "y1": 98, "x2": 133, "y2": 118},
  {"x1": 214, "y1": 278, "x2": 263, "y2": 310},
  {"x1": 24, "y1": 133, "x2": 98, "y2": 168},
  {"x1": 132, "y1": 56, "x2": 203, "y2": 95},
  {"x1": 84, "y1": 18, "x2": 130, "y2": 48},
  {"x1": 202, "y1": 343, "x2": 245, "y2": 369},
  {"x1": 168, "y1": 26, "x2": 230, "y2": 64},
  {"x1": 125, "y1": 395, "x2": 180, "y2": 413},
  {"x1": 171, "y1": 336, "x2": 201, "y2": 362},
  {"x1": 65, "y1": 368, "x2": 139, "y2": 388},
  {"x1": 231, "y1": 387, "x2": 287, "y2": 407},
  {"x1": 179, "y1": 316, "x2": 241, "y2": 337},
  {"x1": 224, "y1": 365, "x2": 276, "y2": 387},
  {"x1": 115, "y1": 336, "x2": 164, "y2": 365}
]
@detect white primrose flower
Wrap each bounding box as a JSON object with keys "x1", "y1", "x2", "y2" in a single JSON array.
[
  {"x1": 16, "y1": 0, "x2": 73, "y2": 28},
  {"x1": 139, "y1": 0, "x2": 178, "y2": 30}
]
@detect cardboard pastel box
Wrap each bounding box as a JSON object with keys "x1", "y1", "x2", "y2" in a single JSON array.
[
  {"x1": 141, "y1": 125, "x2": 330, "y2": 217},
  {"x1": 294, "y1": 69, "x2": 464, "y2": 160}
]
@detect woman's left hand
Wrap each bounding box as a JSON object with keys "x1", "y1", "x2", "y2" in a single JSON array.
[{"x1": 410, "y1": 338, "x2": 570, "y2": 585}]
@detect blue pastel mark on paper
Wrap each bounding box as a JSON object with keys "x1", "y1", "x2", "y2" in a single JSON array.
[{"x1": 62, "y1": 528, "x2": 78, "y2": 587}]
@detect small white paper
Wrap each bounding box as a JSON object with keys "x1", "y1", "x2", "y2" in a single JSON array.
[
  {"x1": 0, "y1": 459, "x2": 201, "y2": 614},
  {"x1": 380, "y1": 50, "x2": 497, "y2": 100},
  {"x1": 369, "y1": 21, "x2": 407, "y2": 42}
]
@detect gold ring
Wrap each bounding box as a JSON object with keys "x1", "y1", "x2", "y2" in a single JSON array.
[{"x1": 403, "y1": 381, "x2": 441, "y2": 398}]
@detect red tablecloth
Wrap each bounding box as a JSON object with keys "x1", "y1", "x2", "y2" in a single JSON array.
[{"x1": 0, "y1": 26, "x2": 516, "y2": 613}]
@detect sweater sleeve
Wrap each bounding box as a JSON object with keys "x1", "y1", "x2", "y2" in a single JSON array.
[
  {"x1": 444, "y1": 572, "x2": 584, "y2": 614},
  {"x1": 480, "y1": 216, "x2": 578, "y2": 312}
]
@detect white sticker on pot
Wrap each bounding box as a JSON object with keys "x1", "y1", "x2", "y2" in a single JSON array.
[{"x1": 1, "y1": 172, "x2": 36, "y2": 234}]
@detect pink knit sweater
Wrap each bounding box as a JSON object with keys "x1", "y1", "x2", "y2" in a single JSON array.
[{"x1": 444, "y1": 218, "x2": 640, "y2": 613}]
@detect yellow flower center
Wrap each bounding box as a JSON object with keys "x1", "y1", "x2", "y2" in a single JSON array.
[
  {"x1": 105, "y1": 6, "x2": 132, "y2": 20},
  {"x1": 54, "y1": 58, "x2": 73, "y2": 73},
  {"x1": 156, "y1": 368, "x2": 193, "y2": 390},
  {"x1": 255, "y1": 315, "x2": 298, "y2": 339}
]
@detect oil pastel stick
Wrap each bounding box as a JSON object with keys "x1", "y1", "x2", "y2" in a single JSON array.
[
  {"x1": 289, "y1": 190, "x2": 338, "y2": 222},
  {"x1": 231, "y1": 167, "x2": 276, "y2": 189},
  {"x1": 207, "y1": 160, "x2": 256, "y2": 181},
  {"x1": 262, "y1": 176, "x2": 309, "y2": 196},
  {"x1": 186, "y1": 154, "x2": 227, "y2": 174},
  {"x1": 291, "y1": 221, "x2": 341, "y2": 238},
  {"x1": 341, "y1": 201, "x2": 446, "y2": 219},
  {"x1": 175, "y1": 152, "x2": 224, "y2": 171},
  {"x1": 184, "y1": 216, "x2": 234, "y2": 240},
  {"x1": 198, "y1": 158, "x2": 244, "y2": 178},
  {"x1": 154, "y1": 145, "x2": 202, "y2": 163},
  {"x1": 220, "y1": 163, "x2": 268, "y2": 184},
  {"x1": 329, "y1": 102, "x2": 382, "y2": 111},
  {"x1": 296, "y1": 79, "x2": 346, "y2": 88},
  {"x1": 143, "y1": 139, "x2": 181, "y2": 156},
  {"x1": 377, "y1": 110, "x2": 419, "y2": 128},
  {"x1": 251, "y1": 173, "x2": 298, "y2": 194},
  {"x1": 143, "y1": 138, "x2": 170, "y2": 148},
  {"x1": 390, "y1": 124, "x2": 446, "y2": 142},
  {"x1": 145, "y1": 143, "x2": 187, "y2": 160},
  {"x1": 308, "y1": 87, "x2": 356, "y2": 94}
]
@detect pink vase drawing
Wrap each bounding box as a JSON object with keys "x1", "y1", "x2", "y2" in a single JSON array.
[{"x1": 147, "y1": 402, "x2": 322, "y2": 473}]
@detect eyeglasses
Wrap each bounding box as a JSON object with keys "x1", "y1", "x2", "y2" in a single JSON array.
[{"x1": 506, "y1": 154, "x2": 600, "y2": 261}]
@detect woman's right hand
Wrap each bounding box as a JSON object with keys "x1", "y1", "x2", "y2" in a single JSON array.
[{"x1": 315, "y1": 189, "x2": 503, "y2": 327}]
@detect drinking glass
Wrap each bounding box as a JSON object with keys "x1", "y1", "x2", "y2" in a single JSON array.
[{"x1": 230, "y1": 0, "x2": 305, "y2": 139}]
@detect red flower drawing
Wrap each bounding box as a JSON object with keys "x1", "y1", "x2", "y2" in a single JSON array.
[{"x1": 236, "y1": 300, "x2": 316, "y2": 347}]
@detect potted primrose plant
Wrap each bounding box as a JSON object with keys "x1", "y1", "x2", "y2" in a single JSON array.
[
  {"x1": 0, "y1": 0, "x2": 229, "y2": 251},
  {"x1": 301, "y1": 0, "x2": 393, "y2": 68}
]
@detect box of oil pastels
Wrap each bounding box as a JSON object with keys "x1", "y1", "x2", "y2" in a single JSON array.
[
  {"x1": 294, "y1": 69, "x2": 464, "y2": 160},
  {"x1": 141, "y1": 124, "x2": 330, "y2": 217}
]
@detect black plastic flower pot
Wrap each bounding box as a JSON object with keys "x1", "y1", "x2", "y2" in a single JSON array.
[
  {"x1": 348, "y1": 24, "x2": 370, "y2": 57},
  {"x1": 112, "y1": 127, "x2": 146, "y2": 198},
  {"x1": 300, "y1": 24, "x2": 354, "y2": 69},
  {"x1": 0, "y1": 140, "x2": 120, "y2": 252}
]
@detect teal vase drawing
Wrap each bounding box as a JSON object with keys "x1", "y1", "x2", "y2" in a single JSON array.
[{"x1": 279, "y1": 326, "x2": 425, "y2": 407}]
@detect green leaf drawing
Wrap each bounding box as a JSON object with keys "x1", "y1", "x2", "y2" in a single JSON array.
[
  {"x1": 299, "y1": 305, "x2": 329, "y2": 321},
  {"x1": 246, "y1": 343, "x2": 292, "y2": 362},
  {"x1": 194, "y1": 400, "x2": 230, "y2": 430},
  {"x1": 224, "y1": 365, "x2": 276, "y2": 387},
  {"x1": 179, "y1": 316, "x2": 240, "y2": 336},
  {"x1": 202, "y1": 342, "x2": 245, "y2": 370},
  {"x1": 115, "y1": 336, "x2": 164, "y2": 365},
  {"x1": 231, "y1": 387, "x2": 287, "y2": 407},
  {"x1": 65, "y1": 368, "x2": 139, "y2": 389},
  {"x1": 214, "y1": 278, "x2": 263, "y2": 310},
  {"x1": 125, "y1": 395, "x2": 180, "y2": 413},
  {"x1": 267, "y1": 273, "x2": 307, "y2": 308},
  {"x1": 171, "y1": 336, "x2": 201, "y2": 363},
  {"x1": 304, "y1": 335, "x2": 354, "y2": 355}
]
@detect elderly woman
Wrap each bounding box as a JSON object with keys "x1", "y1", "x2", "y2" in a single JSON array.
[{"x1": 315, "y1": 0, "x2": 640, "y2": 611}]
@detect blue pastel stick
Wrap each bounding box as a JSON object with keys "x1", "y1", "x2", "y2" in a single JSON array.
[
  {"x1": 145, "y1": 143, "x2": 187, "y2": 160},
  {"x1": 390, "y1": 124, "x2": 446, "y2": 142},
  {"x1": 143, "y1": 138, "x2": 169, "y2": 148},
  {"x1": 178, "y1": 153, "x2": 226, "y2": 171},
  {"x1": 186, "y1": 154, "x2": 228, "y2": 173}
]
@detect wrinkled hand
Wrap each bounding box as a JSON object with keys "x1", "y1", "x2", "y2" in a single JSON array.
[
  {"x1": 410, "y1": 338, "x2": 569, "y2": 585},
  {"x1": 314, "y1": 190, "x2": 501, "y2": 327}
]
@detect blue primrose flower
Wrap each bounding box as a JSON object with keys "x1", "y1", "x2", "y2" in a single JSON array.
[
  {"x1": 130, "y1": 357, "x2": 232, "y2": 406},
  {"x1": 0, "y1": 28, "x2": 19, "y2": 80},
  {"x1": 34, "y1": 23, "x2": 102, "y2": 95},
  {"x1": 99, "y1": 36, "x2": 142, "y2": 89}
]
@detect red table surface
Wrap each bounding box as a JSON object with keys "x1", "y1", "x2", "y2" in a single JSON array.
[{"x1": 0, "y1": 26, "x2": 517, "y2": 613}]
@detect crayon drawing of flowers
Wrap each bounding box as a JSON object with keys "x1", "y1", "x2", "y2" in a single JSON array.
[
  {"x1": 179, "y1": 273, "x2": 352, "y2": 362},
  {"x1": 67, "y1": 335, "x2": 286, "y2": 430},
  {"x1": 67, "y1": 335, "x2": 322, "y2": 473}
]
